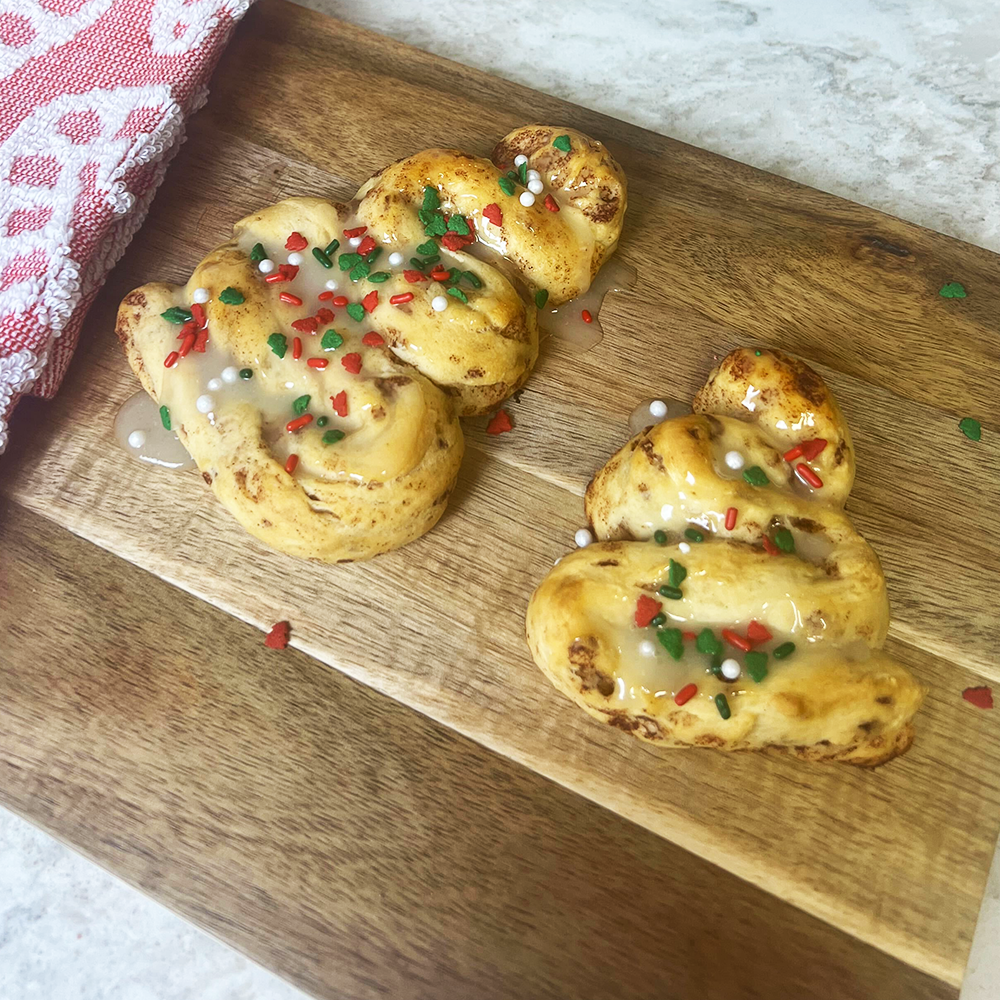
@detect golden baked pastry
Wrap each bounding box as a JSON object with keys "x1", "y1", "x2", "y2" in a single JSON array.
[
  {"x1": 116, "y1": 125, "x2": 627, "y2": 562},
  {"x1": 526, "y1": 349, "x2": 925, "y2": 765}
]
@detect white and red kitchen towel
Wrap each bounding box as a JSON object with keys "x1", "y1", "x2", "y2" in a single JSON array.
[{"x1": 0, "y1": 0, "x2": 250, "y2": 453}]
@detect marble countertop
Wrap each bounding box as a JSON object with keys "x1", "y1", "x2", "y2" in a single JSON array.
[{"x1": 3, "y1": 1, "x2": 997, "y2": 997}]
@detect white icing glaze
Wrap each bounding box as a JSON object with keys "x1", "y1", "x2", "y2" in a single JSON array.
[
  {"x1": 113, "y1": 391, "x2": 196, "y2": 471},
  {"x1": 628, "y1": 396, "x2": 690, "y2": 437}
]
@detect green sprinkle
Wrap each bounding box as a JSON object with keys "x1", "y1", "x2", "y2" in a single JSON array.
[
  {"x1": 684, "y1": 527, "x2": 705, "y2": 543},
  {"x1": 709, "y1": 655, "x2": 723, "y2": 677},
  {"x1": 323, "y1": 429, "x2": 345, "y2": 445},
  {"x1": 422, "y1": 254, "x2": 441, "y2": 266},
  {"x1": 422, "y1": 186, "x2": 440, "y2": 211},
  {"x1": 324, "y1": 238, "x2": 340, "y2": 256},
  {"x1": 447, "y1": 287, "x2": 468, "y2": 304},
  {"x1": 424, "y1": 215, "x2": 447, "y2": 237},
  {"x1": 658, "y1": 585, "x2": 683, "y2": 600},
  {"x1": 249, "y1": 242, "x2": 266, "y2": 263},
  {"x1": 350, "y1": 261, "x2": 371, "y2": 281},
  {"x1": 498, "y1": 176, "x2": 516, "y2": 196},
  {"x1": 743, "y1": 465, "x2": 769, "y2": 487},
  {"x1": 754, "y1": 349, "x2": 762, "y2": 356},
  {"x1": 939, "y1": 282, "x2": 967, "y2": 299},
  {"x1": 714, "y1": 693, "x2": 731, "y2": 720},
  {"x1": 409, "y1": 257, "x2": 428, "y2": 271},
  {"x1": 416, "y1": 240, "x2": 438, "y2": 256},
  {"x1": 650, "y1": 613, "x2": 666, "y2": 628},
  {"x1": 160, "y1": 306, "x2": 192, "y2": 324},
  {"x1": 367, "y1": 271, "x2": 390, "y2": 283},
  {"x1": 339, "y1": 252, "x2": 362, "y2": 271},
  {"x1": 316, "y1": 416, "x2": 329, "y2": 427},
  {"x1": 745, "y1": 651, "x2": 768, "y2": 683},
  {"x1": 321, "y1": 330, "x2": 344, "y2": 352},
  {"x1": 534, "y1": 289, "x2": 549, "y2": 309},
  {"x1": 518, "y1": 160, "x2": 528, "y2": 186},
  {"x1": 462, "y1": 270, "x2": 483, "y2": 289},
  {"x1": 239, "y1": 368, "x2": 253, "y2": 380},
  {"x1": 652, "y1": 529, "x2": 668, "y2": 545},
  {"x1": 657, "y1": 628, "x2": 684, "y2": 660},
  {"x1": 346, "y1": 303, "x2": 365, "y2": 322},
  {"x1": 267, "y1": 333, "x2": 287, "y2": 358},
  {"x1": 219, "y1": 286, "x2": 244, "y2": 305},
  {"x1": 293, "y1": 394, "x2": 310, "y2": 416},
  {"x1": 159, "y1": 405, "x2": 171, "y2": 430},
  {"x1": 506, "y1": 169, "x2": 519, "y2": 182},
  {"x1": 773, "y1": 642, "x2": 796, "y2": 660},
  {"x1": 773, "y1": 528, "x2": 795, "y2": 553},
  {"x1": 668, "y1": 559, "x2": 687, "y2": 588},
  {"x1": 447, "y1": 214, "x2": 470, "y2": 235},
  {"x1": 552, "y1": 134, "x2": 571, "y2": 152},
  {"x1": 367, "y1": 247, "x2": 382, "y2": 264},
  {"x1": 418, "y1": 207, "x2": 439, "y2": 227},
  {"x1": 696, "y1": 629, "x2": 722, "y2": 656},
  {"x1": 959, "y1": 417, "x2": 982, "y2": 441},
  {"x1": 312, "y1": 247, "x2": 333, "y2": 269}
]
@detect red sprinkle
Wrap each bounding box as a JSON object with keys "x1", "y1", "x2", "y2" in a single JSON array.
[
  {"x1": 291, "y1": 317, "x2": 319, "y2": 334},
  {"x1": 279, "y1": 264, "x2": 299, "y2": 280},
  {"x1": 284, "y1": 454, "x2": 299, "y2": 474},
  {"x1": 762, "y1": 535, "x2": 780, "y2": 556},
  {"x1": 486, "y1": 410, "x2": 513, "y2": 435},
  {"x1": 783, "y1": 445, "x2": 804, "y2": 462},
  {"x1": 292, "y1": 336, "x2": 302, "y2": 360},
  {"x1": 581, "y1": 309, "x2": 593, "y2": 323},
  {"x1": 285, "y1": 232, "x2": 307, "y2": 251},
  {"x1": 795, "y1": 463, "x2": 824, "y2": 489},
  {"x1": 356, "y1": 235, "x2": 377, "y2": 256},
  {"x1": 330, "y1": 390, "x2": 348, "y2": 417},
  {"x1": 389, "y1": 292, "x2": 414, "y2": 305},
  {"x1": 725, "y1": 506, "x2": 738, "y2": 531},
  {"x1": 286, "y1": 414, "x2": 314, "y2": 432},
  {"x1": 332, "y1": 295, "x2": 349, "y2": 307},
  {"x1": 176, "y1": 319, "x2": 198, "y2": 341},
  {"x1": 279, "y1": 292, "x2": 303, "y2": 306},
  {"x1": 316, "y1": 307, "x2": 335, "y2": 325},
  {"x1": 265, "y1": 271, "x2": 289, "y2": 284},
  {"x1": 430, "y1": 269, "x2": 451, "y2": 282},
  {"x1": 963, "y1": 686, "x2": 994, "y2": 709},
  {"x1": 264, "y1": 620, "x2": 290, "y2": 650},
  {"x1": 307, "y1": 358, "x2": 329, "y2": 369},
  {"x1": 341, "y1": 352, "x2": 362, "y2": 374},
  {"x1": 190, "y1": 302, "x2": 207, "y2": 328},
  {"x1": 178, "y1": 331, "x2": 197, "y2": 358},
  {"x1": 746, "y1": 620, "x2": 773, "y2": 646},
  {"x1": 800, "y1": 438, "x2": 828, "y2": 461},
  {"x1": 193, "y1": 328, "x2": 209, "y2": 353},
  {"x1": 674, "y1": 683, "x2": 698, "y2": 707},
  {"x1": 682, "y1": 631, "x2": 697, "y2": 641},
  {"x1": 343, "y1": 225, "x2": 367, "y2": 238},
  {"x1": 362, "y1": 290, "x2": 379, "y2": 313},
  {"x1": 635, "y1": 594, "x2": 663, "y2": 628},
  {"x1": 317, "y1": 290, "x2": 334, "y2": 301},
  {"x1": 482, "y1": 202, "x2": 502, "y2": 226},
  {"x1": 722, "y1": 628, "x2": 752, "y2": 652},
  {"x1": 440, "y1": 232, "x2": 467, "y2": 252},
  {"x1": 362, "y1": 331, "x2": 385, "y2": 347},
  {"x1": 544, "y1": 194, "x2": 559, "y2": 212},
  {"x1": 404, "y1": 269, "x2": 429, "y2": 283},
  {"x1": 164, "y1": 351, "x2": 179, "y2": 368}
]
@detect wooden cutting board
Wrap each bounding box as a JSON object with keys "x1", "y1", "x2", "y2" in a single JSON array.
[{"x1": 3, "y1": 1, "x2": 999, "y2": 993}]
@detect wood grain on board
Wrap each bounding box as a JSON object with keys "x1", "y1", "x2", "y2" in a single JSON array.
[
  {"x1": 0, "y1": 502, "x2": 956, "y2": 1000},
  {"x1": 2, "y1": 0, "x2": 998, "y2": 991}
]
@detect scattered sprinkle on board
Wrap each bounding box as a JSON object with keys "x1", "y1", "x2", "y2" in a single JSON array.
[
  {"x1": 486, "y1": 410, "x2": 513, "y2": 435},
  {"x1": 958, "y1": 417, "x2": 982, "y2": 441},
  {"x1": 264, "y1": 620, "x2": 290, "y2": 649},
  {"x1": 963, "y1": 686, "x2": 993, "y2": 709},
  {"x1": 939, "y1": 282, "x2": 967, "y2": 299}
]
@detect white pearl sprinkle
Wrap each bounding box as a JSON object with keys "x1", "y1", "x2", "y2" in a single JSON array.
[
  {"x1": 527, "y1": 178, "x2": 544, "y2": 195},
  {"x1": 574, "y1": 528, "x2": 594, "y2": 548},
  {"x1": 527, "y1": 169, "x2": 541, "y2": 182},
  {"x1": 724, "y1": 450, "x2": 745, "y2": 470},
  {"x1": 518, "y1": 190, "x2": 536, "y2": 207},
  {"x1": 325, "y1": 279, "x2": 339, "y2": 291},
  {"x1": 287, "y1": 252, "x2": 303, "y2": 266},
  {"x1": 431, "y1": 295, "x2": 448, "y2": 312},
  {"x1": 649, "y1": 399, "x2": 668, "y2": 419},
  {"x1": 349, "y1": 236, "x2": 363, "y2": 248},
  {"x1": 207, "y1": 378, "x2": 222, "y2": 391},
  {"x1": 192, "y1": 287, "x2": 210, "y2": 304},
  {"x1": 196, "y1": 394, "x2": 214, "y2": 414},
  {"x1": 720, "y1": 658, "x2": 742, "y2": 681},
  {"x1": 258, "y1": 259, "x2": 275, "y2": 274},
  {"x1": 639, "y1": 640, "x2": 657, "y2": 658},
  {"x1": 221, "y1": 366, "x2": 239, "y2": 384},
  {"x1": 514, "y1": 154, "x2": 528, "y2": 167},
  {"x1": 127, "y1": 430, "x2": 146, "y2": 449},
  {"x1": 388, "y1": 252, "x2": 404, "y2": 267},
  {"x1": 678, "y1": 542, "x2": 691, "y2": 554}
]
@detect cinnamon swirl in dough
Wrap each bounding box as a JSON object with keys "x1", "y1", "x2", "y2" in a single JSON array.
[{"x1": 526, "y1": 349, "x2": 924, "y2": 765}]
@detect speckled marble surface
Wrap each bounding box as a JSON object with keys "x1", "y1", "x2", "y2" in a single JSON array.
[{"x1": 4, "y1": 2, "x2": 998, "y2": 997}]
